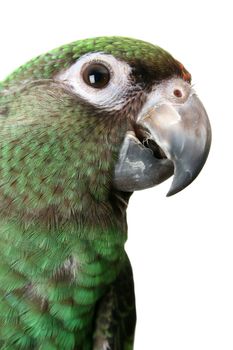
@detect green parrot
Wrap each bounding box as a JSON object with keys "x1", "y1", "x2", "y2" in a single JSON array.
[{"x1": 0, "y1": 36, "x2": 211, "y2": 349}]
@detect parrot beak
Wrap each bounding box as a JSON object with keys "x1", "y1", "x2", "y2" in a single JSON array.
[
  {"x1": 113, "y1": 78, "x2": 211, "y2": 196},
  {"x1": 137, "y1": 81, "x2": 212, "y2": 196}
]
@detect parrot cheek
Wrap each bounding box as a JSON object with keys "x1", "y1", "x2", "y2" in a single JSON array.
[{"x1": 113, "y1": 78, "x2": 211, "y2": 196}]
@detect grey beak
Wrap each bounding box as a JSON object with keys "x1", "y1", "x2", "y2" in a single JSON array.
[
  {"x1": 113, "y1": 79, "x2": 211, "y2": 196},
  {"x1": 113, "y1": 132, "x2": 174, "y2": 192},
  {"x1": 137, "y1": 92, "x2": 211, "y2": 196}
]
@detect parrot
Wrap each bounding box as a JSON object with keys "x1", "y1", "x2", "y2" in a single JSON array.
[{"x1": 0, "y1": 36, "x2": 211, "y2": 350}]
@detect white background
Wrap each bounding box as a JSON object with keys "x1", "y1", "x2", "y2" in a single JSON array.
[{"x1": 0, "y1": 1, "x2": 232, "y2": 349}]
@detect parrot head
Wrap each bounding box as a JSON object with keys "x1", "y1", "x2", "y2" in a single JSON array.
[{"x1": 0, "y1": 37, "x2": 211, "y2": 227}]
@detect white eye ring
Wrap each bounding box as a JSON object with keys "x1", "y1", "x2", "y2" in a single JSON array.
[{"x1": 55, "y1": 52, "x2": 132, "y2": 110}]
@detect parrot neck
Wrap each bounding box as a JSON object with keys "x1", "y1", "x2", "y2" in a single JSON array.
[{"x1": 0, "y1": 148, "x2": 130, "y2": 240}]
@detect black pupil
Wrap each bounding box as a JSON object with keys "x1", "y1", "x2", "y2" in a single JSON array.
[{"x1": 83, "y1": 64, "x2": 110, "y2": 88}]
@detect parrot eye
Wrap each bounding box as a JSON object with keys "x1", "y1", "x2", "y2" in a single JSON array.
[
  {"x1": 56, "y1": 52, "x2": 132, "y2": 110},
  {"x1": 82, "y1": 63, "x2": 110, "y2": 89}
]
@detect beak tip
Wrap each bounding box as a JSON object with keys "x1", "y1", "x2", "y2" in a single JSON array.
[
  {"x1": 166, "y1": 169, "x2": 194, "y2": 197},
  {"x1": 166, "y1": 190, "x2": 174, "y2": 197},
  {"x1": 166, "y1": 186, "x2": 183, "y2": 197}
]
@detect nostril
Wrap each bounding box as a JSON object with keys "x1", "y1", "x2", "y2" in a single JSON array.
[{"x1": 173, "y1": 89, "x2": 183, "y2": 98}]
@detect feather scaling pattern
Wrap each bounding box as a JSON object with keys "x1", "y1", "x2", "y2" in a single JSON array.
[{"x1": 0, "y1": 37, "x2": 211, "y2": 349}]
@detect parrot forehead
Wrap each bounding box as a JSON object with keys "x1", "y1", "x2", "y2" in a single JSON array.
[{"x1": 2, "y1": 36, "x2": 191, "y2": 88}]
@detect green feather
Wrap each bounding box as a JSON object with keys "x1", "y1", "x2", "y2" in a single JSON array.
[{"x1": 0, "y1": 36, "x2": 183, "y2": 348}]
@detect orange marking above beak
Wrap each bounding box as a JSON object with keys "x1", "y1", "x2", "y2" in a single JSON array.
[{"x1": 176, "y1": 61, "x2": 192, "y2": 83}]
